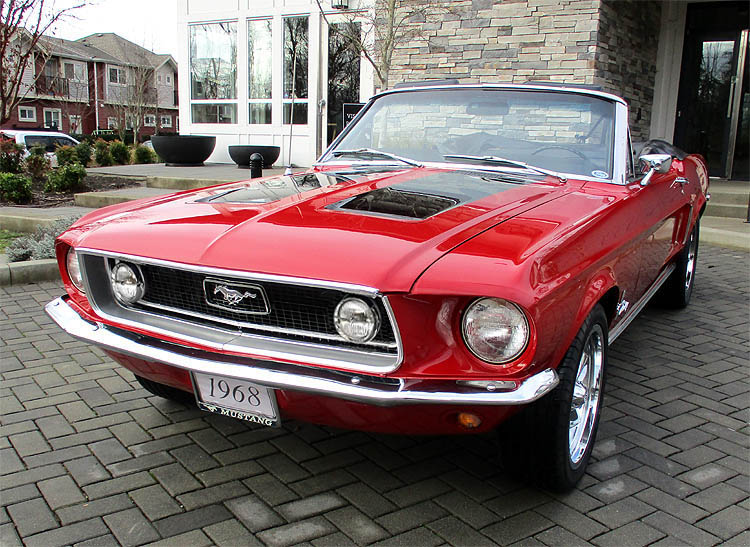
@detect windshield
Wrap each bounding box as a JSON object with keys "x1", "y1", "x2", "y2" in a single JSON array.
[{"x1": 326, "y1": 88, "x2": 616, "y2": 179}]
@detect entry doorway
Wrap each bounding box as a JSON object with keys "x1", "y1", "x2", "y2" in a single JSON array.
[
  {"x1": 326, "y1": 22, "x2": 361, "y2": 148},
  {"x1": 674, "y1": 2, "x2": 749, "y2": 179}
]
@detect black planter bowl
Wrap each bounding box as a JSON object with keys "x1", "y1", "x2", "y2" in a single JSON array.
[
  {"x1": 151, "y1": 135, "x2": 216, "y2": 166},
  {"x1": 228, "y1": 145, "x2": 281, "y2": 168}
]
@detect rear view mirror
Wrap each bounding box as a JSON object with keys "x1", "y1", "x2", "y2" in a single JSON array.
[{"x1": 638, "y1": 153, "x2": 672, "y2": 186}]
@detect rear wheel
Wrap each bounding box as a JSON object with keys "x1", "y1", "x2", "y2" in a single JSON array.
[
  {"x1": 499, "y1": 305, "x2": 608, "y2": 491},
  {"x1": 657, "y1": 221, "x2": 699, "y2": 308},
  {"x1": 135, "y1": 376, "x2": 194, "y2": 405}
]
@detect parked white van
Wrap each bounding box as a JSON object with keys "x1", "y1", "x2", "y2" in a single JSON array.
[{"x1": 0, "y1": 130, "x2": 79, "y2": 167}]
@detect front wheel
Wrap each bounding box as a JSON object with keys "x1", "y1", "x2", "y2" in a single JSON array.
[{"x1": 499, "y1": 305, "x2": 608, "y2": 491}]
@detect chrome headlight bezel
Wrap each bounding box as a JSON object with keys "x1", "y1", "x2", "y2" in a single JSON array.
[
  {"x1": 66, "y1": 248, "x2": 85, "y2": 293},
  {"x1": 461, "y1": 297, "x2": 530, "y2": 364},
  {"x1": 334, "y1": 297, "x2": 381, "y2": 343},
  {"x1": 110, "y1": 261, "x2": 145, "y2": 305}
]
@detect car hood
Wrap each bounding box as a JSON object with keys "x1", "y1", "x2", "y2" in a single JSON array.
[{"x1": 69, "y1": 167, "x2": 570, "y2": 292}]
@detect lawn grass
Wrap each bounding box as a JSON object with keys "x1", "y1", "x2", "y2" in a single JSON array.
[{"x1": 0, "y1": 229, "x2": 23, "y2": 253}]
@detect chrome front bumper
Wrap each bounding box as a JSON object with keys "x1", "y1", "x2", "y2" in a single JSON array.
[{"x1": 45, "y1": 296, "x2": 559, "y2": 407}]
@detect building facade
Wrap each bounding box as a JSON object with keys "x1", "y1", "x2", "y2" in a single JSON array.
[
  {"x1": 3, "y1": 34, "x2": 179, "y2": 141},
  {"x1": 176, "y1": 0, "x2": 748, "y2": 179}
]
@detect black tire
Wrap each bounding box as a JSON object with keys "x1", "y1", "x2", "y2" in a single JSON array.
[
  {"x1": 135, "y1": 375, "x2": 195, "y2": 405},
  {"x1": 499, "y1": 305, "x2": 608, "y2": 492},
  {"x1": 657, "y1": 221, "x2": 699, "y2": 309}
]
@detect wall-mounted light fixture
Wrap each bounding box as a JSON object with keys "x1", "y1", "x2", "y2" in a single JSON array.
[{"x1": 331, "y1": 0, "x2": 349, "y2": 9}]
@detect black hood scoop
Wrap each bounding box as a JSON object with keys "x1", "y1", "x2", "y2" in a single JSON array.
[
  {"x1": 339, "y1": 187, "x2": 459, "y2": 219},
  {"x1": 330, "y1": 170, "x2": 523, "y2": 220}
]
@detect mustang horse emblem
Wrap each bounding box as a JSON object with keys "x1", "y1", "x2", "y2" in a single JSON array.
[{"x1": 213, "y1": 285, "x2": 258, "y2": 306}]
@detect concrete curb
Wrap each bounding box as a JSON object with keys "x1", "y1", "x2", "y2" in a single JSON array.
[
  {"x1": 0, "y1": 214, "x2": 63, "y2": 233},
  {"x1": 0, "y1": 258, "x2": 60, "y2": 286}
]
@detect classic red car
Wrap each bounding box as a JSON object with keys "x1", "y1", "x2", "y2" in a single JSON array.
[{"x1": 46, "y1": 83, "x2": 708, "y2": 490}]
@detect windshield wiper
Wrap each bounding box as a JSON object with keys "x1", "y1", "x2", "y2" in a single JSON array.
[
  {"x1": 331, "y1": 148, "x2": 423, "y2": 167},
  {"x1": 443, "y1": 154, "x2": 567, "y2": 182}
]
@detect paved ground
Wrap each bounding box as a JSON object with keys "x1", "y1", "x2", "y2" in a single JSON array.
[{"x1": 1, "y1": 244, "x2": 748, "y2": 547}]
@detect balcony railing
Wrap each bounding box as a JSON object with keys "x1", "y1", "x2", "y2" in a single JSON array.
[
  {"x1": 35, "y1": 75, "x2": 69, "y2": 97},
  {"x1": 34, "y1": 75, "x2": 89, "y2": 101}
]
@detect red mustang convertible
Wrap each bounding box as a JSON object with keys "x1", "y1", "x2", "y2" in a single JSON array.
[{"x1": 46, "y1": 84, "x2": 708, "y2": 490}]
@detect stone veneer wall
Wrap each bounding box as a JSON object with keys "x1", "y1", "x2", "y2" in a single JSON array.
[
  {"x1": 593, "y1": 0, "x2": 661, "y2": 141},
  {"x1": 386, "y1": 0, "x2": 661, "y2": 141}
]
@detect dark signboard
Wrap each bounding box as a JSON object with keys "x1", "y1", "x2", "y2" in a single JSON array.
[{"x1": 343, "y1": 103, "x2": 365, "y2": 127}]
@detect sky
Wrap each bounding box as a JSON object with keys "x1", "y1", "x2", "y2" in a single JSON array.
[{"x1": 50, "y1": 0, "x2": 180, "y2": 57}]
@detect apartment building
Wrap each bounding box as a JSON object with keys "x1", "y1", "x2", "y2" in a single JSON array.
[{"x1": 3, "y1": 33, "x2": 179, "y2": 141}]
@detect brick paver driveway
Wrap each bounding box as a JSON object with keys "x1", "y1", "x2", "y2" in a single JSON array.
[{"x1": 1, "y1": 244, "x2": 748, "y2": 546}]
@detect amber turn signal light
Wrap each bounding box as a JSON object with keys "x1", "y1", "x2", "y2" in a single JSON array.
[{"x1": 457, "y1": 412, "x2": 482, "y2": 429}]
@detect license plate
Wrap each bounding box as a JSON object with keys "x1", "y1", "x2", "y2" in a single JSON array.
[{"x1": 192, "y1": 372, "x2": 279, "y2": 427}]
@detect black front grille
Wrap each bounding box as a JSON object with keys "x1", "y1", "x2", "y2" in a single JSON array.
[{"x1": 131, "y1": 263, "x2": 397, "y2": 353}]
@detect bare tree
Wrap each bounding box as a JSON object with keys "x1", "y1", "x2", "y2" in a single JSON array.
[
  {"x1": 0, "y1": 0, "x2": 87, "y2": 125},
  {"x1": 110, "y1": 62, "x2": 156, "y2": 142},
  {"x1": 315, "y1": 0, "x2": 449, "y2": 90}
]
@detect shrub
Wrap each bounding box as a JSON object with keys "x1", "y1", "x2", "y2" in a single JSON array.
[
  {"x1": 46, "y1": 163, "x2": 87, "y2": 193},
  {"x1": 0, "y1": 173, "x2": 33, "y2": 203},
  {"x1": 6, "y1": 216, "x2": 80, "y2": 262},
  {"x1": 134, "y1": 145, "x2": 156, "y2": 164},
  {"x1": 94, "y1": 139, "x2": 113, "y2": 166},
  {"x1": 74, "y1": 142, "x2": 92, "y2": 167},
  {"x1": 55, "y1": 145, "x2": 77, "y2": 167},
  {"x1": 0, "y1": 139, "x2": 24, "y2": 173},
  {"x1": 109, "y1": 140, "x2": 131, "y2": 165},
  {"x1": 25, "y1": 151, "x2": 51, "y2": 185}
]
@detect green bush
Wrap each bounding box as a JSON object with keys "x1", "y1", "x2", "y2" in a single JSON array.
[
  {"x1": 0, "y1": 173, "x2": 33, "y2": 203},
  {"x1": 6, "y1": 216, "x2": 80, "y2": 262},
  {"x1": 45, "y1": 163, "x2": 87, "y2": 193},
  {"x1": 74, "y1": 142, "x2": 92, "y2": 167},
  {"x1": 109, "y1": 141, "x2": 131, "y2": 165},
  {"x1": 55, "y1": 145, "x2": 77, "y2": 167},
  {"x1": 134, "y1": 145, "x2": 156, "y2": 164},
  {"x1": 94, "y1": 139, "x2": 113, "y2": 166},
  {"x1": 24, "y1": 152, "x2": 51, "y2": 185},
  {"x1": 0, "y1": 139, "x2": 24, "y2": 173}
]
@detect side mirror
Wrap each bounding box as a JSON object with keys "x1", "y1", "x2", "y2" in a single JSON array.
[{"x1": 638, "y1": 153, "x2": 672, "y2": 186}]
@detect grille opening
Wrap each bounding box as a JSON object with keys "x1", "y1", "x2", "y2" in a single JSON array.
[{"x1": 116, "y1": 262, "x2": 396, "y2": 353}]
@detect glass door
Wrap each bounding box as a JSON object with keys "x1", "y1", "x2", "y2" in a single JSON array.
[
  {"x1": 326, "y1": 22, "x2": 360, "y2": 147},
  {"x1": 729, "y1": 30, "x2": 748, "y2": 180},
  {"x1": 674, "y1": 3, "x2": 749, "y2": 178}
]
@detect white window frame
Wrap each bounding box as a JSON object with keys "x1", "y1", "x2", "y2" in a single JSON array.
[
  {"x1": 160, "y1": 115, "x2": 172, "y2": 128},
  {"x1": 18, "y1": 106, "x2": 36, "y2": 122},
  {"x1": 107, "y1": 117, "x2": 118, "y2": 129},
  {"x1": 108, "y1": 66, "x2": 126, "y2": 85},
  {"x1": 43, "y1": 107, "x2": 62, "y2": 129},
  {"x1": 166, "y1": 75, "x2": 172, "y2": 84},
  {"x1": 64, "y1": 61, "x2": 85, "y2": 81},
  {"x1": 69, "y1": 114, "x2": 82, "y2": 133},
  {"x1": 144, "y1": 114, "x2": 156, "y2": 127}
]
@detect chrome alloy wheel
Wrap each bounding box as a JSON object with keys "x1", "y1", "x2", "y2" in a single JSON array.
[
  {"x1": 568, "y1": 323, "x2": 604, "y2": 466},
  {"x1": 685, "y1": 228, "x2": 697, "y2": 292}
]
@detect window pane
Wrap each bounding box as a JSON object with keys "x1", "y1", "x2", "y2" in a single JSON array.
[
  {"x1": 65, "y1": 64, "x2": 74, "y2": 79},
  {"x1": 248, "y1": 19, "x2": 272, "y2": 100},
  {"x1": 192, "y1": 103, "x2": 238, "y2": 124},
  {"x1": 283, "y1": 17, "x2": 308, "y2": 100},
  {"x1": 250, "y1": 103, "x2": 272, "y2": 124},
  {"x1": 283, "y1": 102, "x2": 307, "y2": 125},
  {"x1": 190, "y1": 22, "x2": 238, "y2": 100}
]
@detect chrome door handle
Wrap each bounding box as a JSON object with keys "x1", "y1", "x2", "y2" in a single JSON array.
[{"x1": 675, "y1": 177, "x2": 688, "y2": 184}]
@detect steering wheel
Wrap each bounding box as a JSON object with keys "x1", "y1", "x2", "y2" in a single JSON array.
[{"x1": 531, "y1": 145, "x2": 588, "y2": 161}]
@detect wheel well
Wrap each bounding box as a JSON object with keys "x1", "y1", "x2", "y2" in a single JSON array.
[{"x1": 598, "y1": 286, "x2": 620, "y2": 327}]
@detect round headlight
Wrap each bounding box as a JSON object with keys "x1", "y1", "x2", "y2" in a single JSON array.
[
  {"x1": 66, "y1": 248, "x2": 85, "y2": 293},
  {"x1": 462, "y1": 298, "x2": 529, "y2": 364},
  {"x1": 111, "y1": 262, "x2": 145, "y2": 305},
  {"x1": 334, "y1": 297, "x2": 379, "y2": 343}
]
